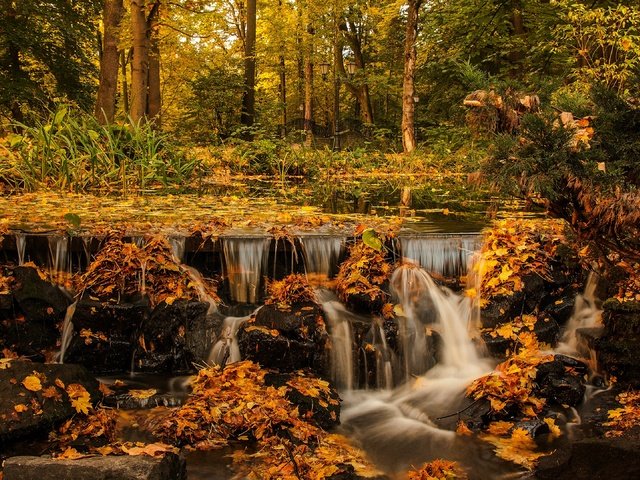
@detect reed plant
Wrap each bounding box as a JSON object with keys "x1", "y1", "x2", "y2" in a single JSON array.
[{"x1": 0, "y1": 107, "x2": 200, "y2": 194}]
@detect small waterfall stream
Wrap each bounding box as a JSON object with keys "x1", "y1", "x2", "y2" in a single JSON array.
[
  {"x1": 48, "y1": 235, "x2": 69, "y2": 281},
  {"x1": 399, "y1": 234, "x2": 481, "y2": 277},
  {"x1": 169, "y1": 236, "x2": 187, "y2": 264},
  {"x1": 208, "y1": 313, "x2": 257, "y2": 365},
  {"x1": 15, "y1": 233, "x2": 26, "y2": 265},
  {"x1": 300, "y1": 236, "x2": 345, "y2": 277},
  {"x1": 56, "y1": 301, "x2": 77, "y2": 364},
  {"x1": 222, "y1": 237, "x2": 270, "y2": 303}
]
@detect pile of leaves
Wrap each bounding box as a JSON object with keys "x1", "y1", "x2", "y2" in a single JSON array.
[
  {"x1": 478, "y1": 424, "x2": 555, "y2": 471},
  {"x1": 467, "y1": 333, "x2": 552, "y2": 416},
  {"x1": 265, "y1": 274, "x2": 317, "y2": 309},
  {"x1": 485, "y1": 315, "x2": 539, "y2": 343},
  {"x1": 76, "y1": 236, "x2": 218, "y2": 306},
  {"x1": 603, "y1": 390, "x2": 640, "y2": 437},
  {"x1": 469, "y1": 219, "x2": 568, "y2": 302},
  {"x1": 336, "y1": 242, "x2": 392, "y2": 305},
  {"x1": 153, "y1": 361, "x2": 381, "y2": 479},
  {"x1": 613, "y1": 260, "x2": 640, "y2": 302},
  {"x1": 0, "y1": 267, "x2": 13, "y2": 294},
  {"x1": 407, "y1": 459, "x2": 468, "y2": 479}
]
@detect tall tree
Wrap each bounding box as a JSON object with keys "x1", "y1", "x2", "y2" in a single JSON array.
[
  {"x1": 94, "y1": 0, "x2": 124, "y2": 124},
  {"x1": 240, "y1": 0, "x2": 257, "y2": 130},
  {"x1": 147, "y1": 4, "x2": 162, "y2": 125},
  {"x1": 402, "y1": 0, "x2": 422, "y2": 153},
  {"x1": 130, "y1": 0, "x2": 149, "y2": 123}
]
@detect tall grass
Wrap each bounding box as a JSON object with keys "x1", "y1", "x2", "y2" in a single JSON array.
[{"x1": 0, "y1": 107, "x2": 200, "y2": 194}]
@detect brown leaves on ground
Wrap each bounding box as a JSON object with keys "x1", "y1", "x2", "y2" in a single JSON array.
[
  {"x1": 479, "y1": 428, "x2": 546, "y2": 470},
  {"x1": 76, "y1": 236, "x2": 218, "y2": 307},
  {"x1": 604, "y1": 390, "x2": 640, "y2": 437},
  {"x1": 407, "y1": 459, "x2": 468, "y2": 479},
  {"x1": 471, "y1": 219, "x2": 568, "y2": 302},
  {"x1": 467, "y1": 333, "x2": 552, "y2": 417},
  {"x1": 154, "y1": 361, "x2": 381, "y2": 479},
  {"x1": 66, "y1": 383, "x2": 92, "y2": 415},
  {"x1": 336, "y1": 242, "x2": 391, "y2": 304},
  {"x1": 265, "y1": 274, "x2": 316, "y2": 309}
]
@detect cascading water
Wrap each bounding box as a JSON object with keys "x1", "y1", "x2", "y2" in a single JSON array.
[
  {"x1": 339, "y1": 263, "x2": 494, "y2": 475},
  {"x1": 208, "y1": 312, "x2": 257, "y2": 365},
  {"x1": 56, "y1": 301, "x2": 77, "y2": 363},
  {"x1": 15, "y1": 233, "x2": 26, "y2": 265},
  {"x1": 48, "y1": 235, "x2": 69, "y2": 279},
  {"x1": 399, "y1": 234, "x2": 482, "y2": 278},
  {"x1": 363, "y1": 319, "x2": 395, "y2": 390},
  {"x1": 222, "y1": 237, "x2": 270, "y2": 303},
  {"x1": 169, "y1": 236, "x2": 186, "y2": 264},
  {"x1": 557, "y1": 272, "x2": 602, "y2": 357},
  {"x1": 300, "y1": 236, "x2": 345, "y2": 277}
]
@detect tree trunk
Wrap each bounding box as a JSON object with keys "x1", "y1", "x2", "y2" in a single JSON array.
[
  {"x1": 147, "y1": 9, "x2": 161, "y2": 126},
  {"x1": 130, "y1": 0, "x2": 148, "y2": 123},
  {"x1": 121, "y1": 50, "x2": 130, "y2": 114},
  {"x1": 402, "y1": 0, "x2": 422, "y2": 154},
  {"x1": 339, "y1": 20, "x2": 374, "y2": 124},
  {"x1": 241, "y1": 0, "x2": 257, "y2": 131},
  {"x1": 94, "y1": 0, "x2": 123, "y2": 124},
  {"x1": 304, "y1": 47, "x2": 314, "y2": 146},
  {"x1": 279, "y1": 54, "x2": 287, "y2": 137}
]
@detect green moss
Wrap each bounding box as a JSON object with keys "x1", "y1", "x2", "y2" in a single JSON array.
[{"x1": 603, "y1": 298, "x2": 640, "y2": 313}]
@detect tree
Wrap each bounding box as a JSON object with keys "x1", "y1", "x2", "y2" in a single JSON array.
[
  {"x1": 130, "y1": 0, "x2": 149, "y2": 123},
  {"x1": 402, "y1": 0, "x2": 422, "y2": 153},
  {"x1": 240, "y1": 0, "x2": 257, "y2": 131},
  {"x1": 95, "y1": 0, "x2": 124, "y2": 124}
]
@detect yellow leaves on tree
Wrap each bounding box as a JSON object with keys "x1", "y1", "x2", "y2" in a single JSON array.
[
  {"x1": 603, "y1": 390, "x2": 640, "y2": 437},
  {"x1": 467, "y1": 336, "x2": 552, "y2": 417},
  {"x1": 473, "y1": 219, "x2": 568, "y2": 301},
  {"x1": 407, "y1": 459, "x2": 468, "y2": 480},
  {"x1": 66, "y1": 383, "x2": 92, "y2": 415},
  {"x1": 336, "y1": 242, "x2": 391, "y2": 304}
]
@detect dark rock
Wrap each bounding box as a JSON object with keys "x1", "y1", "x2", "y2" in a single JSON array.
[
  {"x1": 238, "y1": 303, "x2": 329, "y2": 374},
  {"x1": 0, "y1": 316, "x2": 58, "y2": 361},
  {"x1": 482, "y1": 317, "x2": 560, "y2": 357},
  {"x1": 542, "y1": 294, "x2": 576, "y2": 326},
  {"x1": 0, "y1": 360, "x2": 100, "y2": 445},
  {"x1": 595, "y1": 299, "x2": 640, "y2": 386},
  {"x1": 264, "y1": 371, "x2": 340, "y2": 431},
  {"x1": 3, "y1": 453, "x2": 186, "y2": 480},
  {"x1": 134, "y1": 300, "x2": 214, "y2": 373},
  {"x1": 344, "y1": 292, "x2": 387, "y2": 316},
  {"x1": 536, "y1": 437, "x2": 640, "y2": 480},
  {"x1": 12, "y1": 266, "x2": 70, "y2": 324},
  {"x1": 0, "y1": 292, "x2": 13, "y2": 314},
  {"x1": 64, "y1": 299, "x2": 149, "y2": 374},
  {"x1": 536, "y1": 356, "x2": 586, "y2": 407}
]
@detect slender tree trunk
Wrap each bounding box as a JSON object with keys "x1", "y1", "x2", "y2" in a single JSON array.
[
  {"x1": 241, "y1": 0, "x2": 257, "y2": 131},
  {"x1": 147, "y1": 10, "x2": 161, "y2": 126},
  {"x1": 121, "y1": 50, "x2": 130, "y2": 114},
  {"x1": 303, "y1": 23, "x2": 314, "y2": 147},
  {"x1": 340, "y1": 20, "x2": 374, "y2": 124},
  {"x1": 509, "y1": 0, "x2": 525, "y2": 68},
  {"x1": 279, "y1": 54, "x2": 287, "y2": 137},
  {"x1": 402, "y1": 0, "x2": 422, "y2": 154},
  {"x1": 130, "y1": 0, "x2": 148, "y2": 123},
  {"x1": 95, "y1": 0, "x2": 124, "y2": 124},
  {"x1": 5, "y1": 4, "x2": 24, "y2": 125}
]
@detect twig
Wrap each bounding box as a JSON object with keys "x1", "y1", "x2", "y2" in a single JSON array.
[{"x1": 436, "y1": 397, "x2": 483, "y2": 420}]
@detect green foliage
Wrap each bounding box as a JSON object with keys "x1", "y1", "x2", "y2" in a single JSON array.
[
  {"x1": 0, "y1": 0, "x2": 101, "y2": 121},
  {"x1": 0, "y1": 107, "x2": 200, "y2": 193}
]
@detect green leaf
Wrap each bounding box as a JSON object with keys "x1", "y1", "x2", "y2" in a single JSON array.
[
  {"x1": 53, "y1": 108, "x2": 68, "y2": 126},
  {"x1": 362, "y1": 228, "x2": 383, "y2": 252},
  {"x1": 64, "y1": 213, "x2": 81, "y2": 228}
]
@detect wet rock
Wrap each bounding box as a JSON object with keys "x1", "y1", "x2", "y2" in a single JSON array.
[
  {"x1": 542, "y1": 293, "x2": 576, "y2": 326},
  {"x1": 481, "y1": 274, "x2": 546, "y2": 328},
  {"x1": 0, "y1": 360, "x2": 100, "y2": 445},
  {"x1": 0, "y1": 316, "x2": 58, "y2": 361},
  {"x1": 3, "y1": 453, "x2": 186, "y2": 480},
  {"x1": 64, "y1": 298, "x2": 149, "y2": 374},
  {"x1": 344, "y1": 292, "x2": 388, "y2": 316},
  {"x1": 0, "y1": 292, "x2": 13, "y2": 314},
  {"x1": 536, "y1": 355, "x2": 587, "y2": 407},
  {"x1": 134, "y1": 300, "x2": 214, "y2": 373},
  {"x1": 482, "y1": 317, "x2": 560, "y2": 357},
  {"x1": 264, "y1": 371, "x2": 340, "y2": 431},
  {"x1": 595, "y1": 299, "x2": 640, "y2": 386},
  {"x1": 12, "y1": 266, "x2": 70, "y2": 324},
  {"x1": 238, "y1": 303, "x2": 329, "y2": 374}
]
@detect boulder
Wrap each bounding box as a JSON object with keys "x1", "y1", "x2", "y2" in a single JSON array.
[
  {"x1": 536, "y1": 355, "x2": 587, "y2": 407},
  {"x1": 3, "y1": 454, "x2": 186, "y2": 480},
  {"x1": 134, "y1": 300, "x2": 214, "y2": 373},
  {"x1": 64, "y1": 298, "x2": 149, "y2": 374},
  {"x1": 482, "y1": 317, "x2": 560, "y2": 357},
  {"x1": 238, "y1": 303, "x2": 329, "y2": 374},
  {"x1": 0, "y1": 360, "x2": 100, "y2": 445},
  {"x1": 12, "y1": 266, "x2": 70, "y2": 324}
]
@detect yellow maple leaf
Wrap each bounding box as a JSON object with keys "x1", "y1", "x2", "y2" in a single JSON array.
[
  {"x1": 544, "y1": 418, "x2": 562, "y2": 438},
  {"x1": 22, "y1": 375, "x2": 42, "y2": 392},
  {"x1": 129, "y1": 389, "x2": 157, "y2": 400},
  {"x1": 14, "y1": 404, "x2": 28, "y2": 413},
  {"x1": 66, "y1": 383, "x2": 92, "y2": 414}
]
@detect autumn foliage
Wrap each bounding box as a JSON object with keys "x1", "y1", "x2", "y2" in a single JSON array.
[
  {"x1": 604, "y1": 390, "x2": 640, "y2": 437},
  {"x1": 266, "y1": 274, "x2": 317, "y2": 309},
  {"x1": 336, "y1": 242, "x2": 392, "y2": 306},
  {"x1": 407, "y1": 459, "x2": 468, "y2": 479}
]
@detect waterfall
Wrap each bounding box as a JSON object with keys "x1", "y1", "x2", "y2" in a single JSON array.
[
  {"x1": 208, "y1": 313, "x2": 255, "y2": 365},
  {"x1": 364, "y1": 319, "x2": 395, "y2": 390},
  {"x1": 169, "y1": 236, "x2": 186, "y2": 264},
  {"x1": 184, "y1": 265, "x2": 218, "y2": 315},
  {"x1": 48, "y1": 235, "x2": 69, "y2": 273},
  {"x1": 340, "y1": 264, "x2": 492, "y2": 473},
  {"x1": 319, "y1": 294, "x2": 356, "y2": 391},
  {"x1": 399, "y1": 234, "x2": 481, "y2": 278},
  {"x1": 222, "y1": 237, "x2": 270, "y2": 303},
  {"x1": 557, "y1": 272, "x2": 601, "y2": 356},
  {"x1": 300, "y1": 236, "x2": 345, "y2": 277},
  {"x1": 16, "y1": 233, "x2": 26, "y2": 265},
  {"x1": 56, "y1": 301, "x2": 77, "y2": 363}
]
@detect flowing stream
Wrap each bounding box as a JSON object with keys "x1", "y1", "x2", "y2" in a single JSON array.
[{"x1": 222, "y1": 237, "x2": 270, "y2": 303}]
